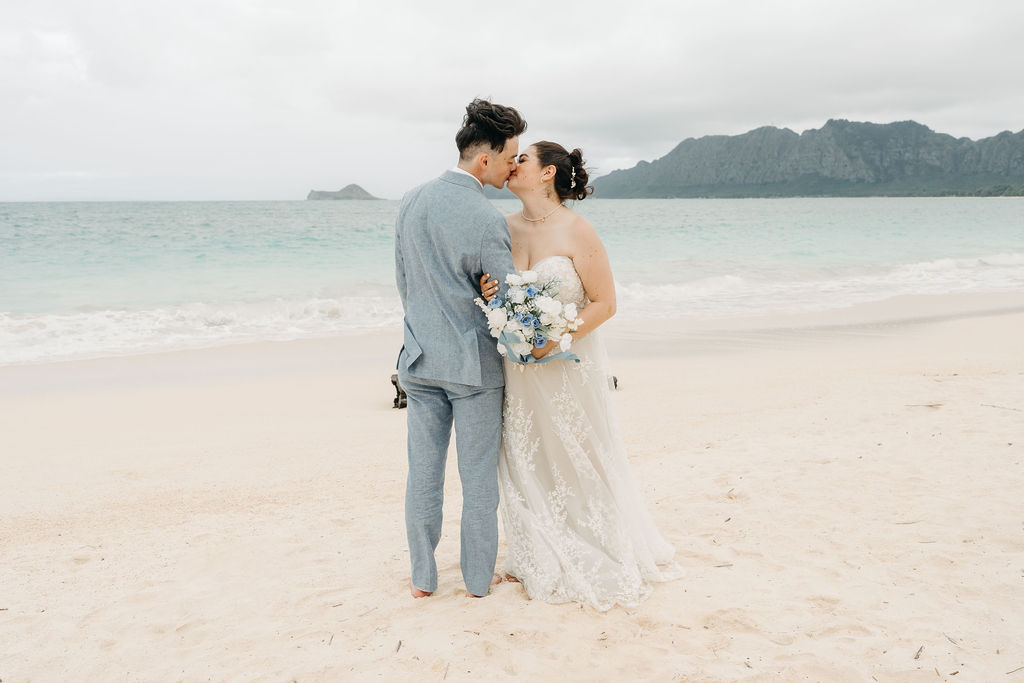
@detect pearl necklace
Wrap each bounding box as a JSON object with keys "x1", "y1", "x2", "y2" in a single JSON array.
[{"x1": 520, "y1": 203, "x2": 563, "y2": 222}]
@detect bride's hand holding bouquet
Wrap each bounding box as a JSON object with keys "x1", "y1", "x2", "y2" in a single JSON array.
[{"x1": 475, "y1": 270, "x2": 582, "y2": 366}]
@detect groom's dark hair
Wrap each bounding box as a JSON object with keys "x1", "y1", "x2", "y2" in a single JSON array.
[{"x1": 456, "y1": 98, "x2": 527, "y2": 159}]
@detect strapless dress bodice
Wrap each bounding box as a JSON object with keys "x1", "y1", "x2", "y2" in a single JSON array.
[{"x1": 524, "y1": 256, "x2": 587, "y2": 309}]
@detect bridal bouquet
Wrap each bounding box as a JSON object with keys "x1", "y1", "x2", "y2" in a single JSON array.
[{"x1": 474, "y1": 270, "x2": 583, "y2": 365}]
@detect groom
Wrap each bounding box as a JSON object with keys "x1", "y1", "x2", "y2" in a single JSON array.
[{"x1": 394, "y1": 99, "x2": 525, "y2": 598}]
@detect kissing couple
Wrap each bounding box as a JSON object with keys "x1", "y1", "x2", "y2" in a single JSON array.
[{"x1": 394, "y1": 98, "x2": 680, "y2": 610}]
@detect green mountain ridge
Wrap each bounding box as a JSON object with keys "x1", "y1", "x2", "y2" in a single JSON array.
[{"x1": 593, "y1": 120, "x2": 1024, "y2": 197}]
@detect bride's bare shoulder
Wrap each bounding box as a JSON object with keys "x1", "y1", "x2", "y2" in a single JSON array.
[
  {"x1": 566, "y1": 211, "x2": 599, "y2": 239},
  {"x1": 563, "y1": 212, "x2": 605, "y2": 262}
]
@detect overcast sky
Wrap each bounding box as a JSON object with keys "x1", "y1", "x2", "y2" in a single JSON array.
[{"x1": 3, "y1": 0, "x2": 1023, "y2": 201}]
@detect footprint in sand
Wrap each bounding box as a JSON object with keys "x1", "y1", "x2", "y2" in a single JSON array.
[
  {"x1": 806, "y1": 595, "x2": 842, "y2": 614},
  {"x1": 702, "y1": 607, "x2": 763, "y2": 634}
]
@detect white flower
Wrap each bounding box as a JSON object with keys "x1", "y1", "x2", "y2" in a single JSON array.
[
  {"x1": 539, "y1": 312, "x2": 557, "y2": 326},
  {"x1": 485, "y1": 308, "x2": 507, "y2": 330},
  {"x1": 563, "y1": 303, "x2": 578, "y2": 320},
  {"x1": 496, "y1": 342, "x2": 507, "y2": 356},
  {"x1": 519, "y1": 270, "x2": 538, "y2": 284},
  {"x1": 506, "y1": 273, "x2": 524, "y2": 287},
  {"x1": 512, "y1": 342, "x2": 533, "y2": 357},
  {"x1": 534, "y1": 296, "x2": 562, "y2": 316},
  {"x1": 559, "y1": 333, "x2": 573, "y2": 352},
  {"x1": 510, "y1": 287, "x2": 527, "y2": 304}
]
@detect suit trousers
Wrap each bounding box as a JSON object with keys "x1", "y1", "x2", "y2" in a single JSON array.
[{"x1": 398, "y1": 362, "x2": 504, "y2": 597}]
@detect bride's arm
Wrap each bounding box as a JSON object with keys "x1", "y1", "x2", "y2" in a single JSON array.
[
  {"x1": 568, "y1": 218, "x2": 616, "y2": 338},
  {"x1": 531, "y1": 218, "x2": 615, "y2": 359}
]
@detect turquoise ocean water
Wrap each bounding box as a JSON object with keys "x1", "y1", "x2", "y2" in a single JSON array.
[{"x1": 1, "y1": 198, "x2": 1022, "y2": 365}]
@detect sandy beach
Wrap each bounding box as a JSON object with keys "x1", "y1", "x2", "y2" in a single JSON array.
[{"x1": 2, "y1": 292, "x2": 1022, "y2": 681}]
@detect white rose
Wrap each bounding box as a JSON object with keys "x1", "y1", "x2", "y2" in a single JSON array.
[
  {"x1": 510, "y1": 287, "x2": 527, "y2": 304},
  {"x1": 512, "y1": 342, "x2": 533, "y2": 357},
  {"x1": 539, "y1": 313, "x2": 556, "y2": 326},
  {"x1": 563, "y1": 303, "x2": 578, "y2": 320},
  {"x1": 559, "y1": 333, "x2": 573, "y2": 352},
  {"x1": 534, "y1": 296, "x2": 562, "y2": 316},
  {"x1": 506, "y1": 273, "x2": 524, "y2": 287},
  {"x1": 520, "y1": 270, "x2": 538, "y2": 284},
  {"x1": 485, "y1": 308, "x2": 507, "y2": 330},
  {"x1": 496, "y1": 342, "x2": 507, "y2": 356}
]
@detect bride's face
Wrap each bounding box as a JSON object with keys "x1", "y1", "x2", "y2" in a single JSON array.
[{"x1": 507, "y1": 146, "x2": 555, "y2": 195}]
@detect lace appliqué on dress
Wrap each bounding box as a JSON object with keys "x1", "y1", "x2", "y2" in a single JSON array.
[{"x1": 497, "y1": 256, "x2": 681, "y2": 611}]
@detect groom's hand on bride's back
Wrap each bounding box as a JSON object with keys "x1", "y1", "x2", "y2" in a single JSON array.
[{"x1": 480, "y1": 273, "x2": 500, "y2": 302}]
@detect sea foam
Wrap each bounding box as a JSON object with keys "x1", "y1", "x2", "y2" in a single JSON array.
[{"x1": 0, "y1": 296, "x2": 404, "y2": 366}]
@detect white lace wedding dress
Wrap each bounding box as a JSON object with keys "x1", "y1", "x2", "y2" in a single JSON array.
[{"x1": 498, "y1": 256, "x2": 681, "y2": 611}]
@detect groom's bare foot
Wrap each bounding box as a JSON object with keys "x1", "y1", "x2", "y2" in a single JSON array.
[
  {"x1": 466, "y1": 573, "x2": 503, "y2": 598},
  {"x1": 409, "y1": 581, "x2": 432, "y2": 598}
]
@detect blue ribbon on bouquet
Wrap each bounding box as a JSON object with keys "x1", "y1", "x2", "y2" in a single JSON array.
[{"x1": 498, "y1": 329, "x2": 580, "y2": 366}]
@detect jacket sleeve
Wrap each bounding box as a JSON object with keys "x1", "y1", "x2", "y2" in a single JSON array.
[
  {"x1": 394, "y1": 201, "x2": 408, "y2": 308},
  {"x1": 478, "y1": 214, "x2": 516, "y2": 301}
]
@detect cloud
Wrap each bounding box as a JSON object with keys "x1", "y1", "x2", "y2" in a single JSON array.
[{"x1": 2, "y1": 0, "x2": 1022, "y2": 199}]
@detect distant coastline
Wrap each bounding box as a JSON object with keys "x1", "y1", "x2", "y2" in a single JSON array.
[
  {"x1": 593, "y1": 119, "x2": 1024, "y2": 198},
  {"x1": 307, "y1": 184, "x2": 380, "y2": 200}
]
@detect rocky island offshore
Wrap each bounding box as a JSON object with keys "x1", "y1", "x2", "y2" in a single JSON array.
[
  {"x1": 593, "y1": 120, "x2": 1024, "y2": 198},
  {"x1": 307, "y1": 184, "x2": 380, "y2": 200}
]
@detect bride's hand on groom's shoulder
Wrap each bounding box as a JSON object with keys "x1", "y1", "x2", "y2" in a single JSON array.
[{"x1": 480, "y1": 273, "x2": 499, "y2": 302}]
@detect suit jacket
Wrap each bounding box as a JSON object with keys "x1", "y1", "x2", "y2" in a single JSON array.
[{"x1": 395, "y1": 170, "x2": 517, "y2": 388}]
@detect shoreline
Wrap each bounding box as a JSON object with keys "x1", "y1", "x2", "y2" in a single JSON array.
[{"x1": 3, "y1": 290, "x2": 1023, "y2": 385}]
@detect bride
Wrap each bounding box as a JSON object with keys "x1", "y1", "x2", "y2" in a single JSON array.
[{"x1": 480, "y1": 141, "x2": 681, "y2": 610}]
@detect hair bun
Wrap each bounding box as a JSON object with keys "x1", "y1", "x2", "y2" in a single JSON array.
[{"x1": 531, "y1": 141, "x2": 594, "y2": 202}]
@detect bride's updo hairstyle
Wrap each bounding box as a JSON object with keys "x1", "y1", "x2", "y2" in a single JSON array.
[
  {"x1": 456, "y1": 98, "x2": 527, "y2": 158},
  {"x1": 533, "y1": 141, "x2": 594, "y2": 202}
]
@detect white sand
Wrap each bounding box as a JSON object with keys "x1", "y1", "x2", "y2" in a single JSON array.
[{"x1": 2, "y1": 293, "x2": 1022, "y2": 681}]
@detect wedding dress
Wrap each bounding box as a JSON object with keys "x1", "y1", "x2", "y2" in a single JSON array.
[{"x1": 498, "y1": 256, "x2": 681, "y2": 611}]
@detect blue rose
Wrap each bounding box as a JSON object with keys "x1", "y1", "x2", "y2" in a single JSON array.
[
  {"x1": 513, "y1": 312, "x2": 525, "y2": 323},
  {"x1": 525, "y1": 285, "x2": 539, "y2": 298},
  {"x1": 531, "y1": 316, "x2": 541, "y2": 328},
  {"x1": 487, "y1": 297, "x2": 503, "y2": 309},
  {"x1": 533, "y1": 333, "x2": 547, "y2": 348},
  {"x1": 521, "y1": 314, "x2": 536, "y2": 328}
]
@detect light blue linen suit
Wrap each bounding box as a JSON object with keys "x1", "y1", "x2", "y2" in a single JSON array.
[{"x1": 395, "y1": 170, "x2": 516, "y2": 596}]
